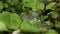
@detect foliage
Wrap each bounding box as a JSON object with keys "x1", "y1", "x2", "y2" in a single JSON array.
[{"x1": 0, "y1": 0, "x2": 60, "y2": 34}]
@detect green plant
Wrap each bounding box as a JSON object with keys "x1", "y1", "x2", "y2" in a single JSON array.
[{"x1": 0, "y1": 0, "x2": 60, "y2": 34}]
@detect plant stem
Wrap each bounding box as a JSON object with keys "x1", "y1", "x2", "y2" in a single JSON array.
[{"x1": 12, "y1": 29, "x2": 20, "y2": 34}]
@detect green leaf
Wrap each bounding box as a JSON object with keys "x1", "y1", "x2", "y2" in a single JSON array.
[
  {"x1": 0, "y1": 12, "x2": 21, "y2": 30},
  {"x1": 8, "y1": 0, "x2": 19, "y2": 5},
  {"x1": 0, "y1": 1, "x2": 4, "y2": 12},
  {"x1": 55, "y1": 21, "x2": 60, "y2": 28},
  {"x1": 44, "y1": 16, "x2": 48, "y2": 20},
  {"x1": 46, "y1": 2, "x2": 56, "y2": 10},
  {"x1": 45, "y1": 21, "x2": 51, "y2": 26},
  {"x1": 45, "y1": 30, "x2": 58, "y2": 34},
  {"x1": 23, "y1": 0, "x2": 44, "y2": 10},
  {"x1": 23, "y1": 0, "x2": 37, "y2": 7},
  {"x1": 36, "y1": 2, "x2": 44, "y2": 10},
  {"x1": 21, "y1": 20, "x2": 41, "y2": 32},
  {"x1": 10, "y1": 8, "x2": 16, "y2": 12},
  {"x1": 4, "y1": 3, "x2": 9, "y2": 8},
  {"x1": 47, "y1": 11, "x2": 57, "y2": 16},
  {"x1": 0, "y1": 21, "x2": 8, "y2": 31},
  {"x1": 22, "y1": 0, "x2": 39, "y2": 3}
]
